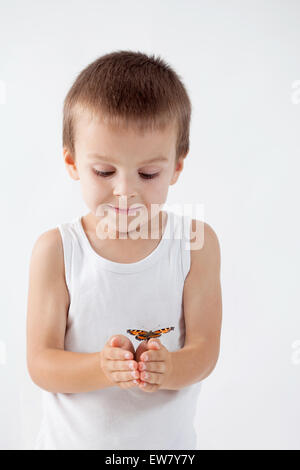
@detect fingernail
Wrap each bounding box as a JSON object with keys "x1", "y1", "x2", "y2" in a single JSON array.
[{"x1": 125, "y1": 352, "x2": 131, "y2": 359}]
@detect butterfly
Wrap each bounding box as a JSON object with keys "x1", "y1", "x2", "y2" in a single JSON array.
[{"x1": 126, "y1": 327, "x2": 175, "y2": 342}]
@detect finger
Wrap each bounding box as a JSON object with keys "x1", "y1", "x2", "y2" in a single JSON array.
[
  {"x1": 139, "y1": 371, "x2": 163, "y2": 385},
  {"x1": 110, "y1": 334, "x2": 134, "y2": 352},
  {"x1": 106, "y1": 360, "x2": 137, "y2": 372},
  {"x1": 119, "y1": 379, "x2": 139, "y2": 390},
  {"x1": 109, "y1": 336, "x2": 118, "y2": 347},
  {"x1": 111, "y1": 370, "x2": 140, "y2": 383},
  {"x1": 147, "y1": 339, "x2": 161, "y2": 349},
  {"x1": 139, "y1": 381, "x2": 159, "y2": 393},
  {"x1": 105, "y1": 347, "x2": 133, "y2": 360},
  {"x1": 138, "y1": 361, "x2": 165, "y2": 373},
  {"x1": 140, "y1": 350, "x2": 164, "y2": 362}
]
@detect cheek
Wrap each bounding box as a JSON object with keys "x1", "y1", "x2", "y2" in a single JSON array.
[
  {"x1": 79, "y1": 174, "x2": 108, "y2": 207},
  {"x1": 137, "y1": 178, "x2": 169, "y2": 214},
  {"x1": 147, "y1": 177, "x2": 169, "y2": 202},
  {"x1": 141, "y1": 184, "x2": 164, "y2": 208}
]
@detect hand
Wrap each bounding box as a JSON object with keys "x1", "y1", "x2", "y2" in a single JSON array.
[
  {"x1": 100, "y1": 334, "x2": 140, "y2": 389},
  {"x1": 135, "y1": 338, "x2": 173, "y2": 392}
]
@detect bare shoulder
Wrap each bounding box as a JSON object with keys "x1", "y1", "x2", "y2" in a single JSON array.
[
  {"x1": 189, "y1": 219, "x2": 221, "y2": 274},
  {"x1": 30, "y1": 227, "x2": 69, "y2": 299},
  {"x1": 30, "y1": 228, "x2": 66, "y2": 279},
  {"x1": 27, "y1": 228, "x2": 70, "y2": 370},
  {"x1": 32, "y1": 227, "x2": 62, "y2": 254}
]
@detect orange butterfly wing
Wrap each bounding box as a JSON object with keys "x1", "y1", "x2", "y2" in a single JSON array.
[
  {"x1": 151, "y1": 327, "x2": 174, "y2": 337},
  {"x1": 127, "y1": 329, "x2": 148, "y2": 336},
  {"x1": 127, "y1": 329, "x2": 149, "y2": 341},
  {"x1": 127, "y1": 327, "x2": 174, "y2": 341}
]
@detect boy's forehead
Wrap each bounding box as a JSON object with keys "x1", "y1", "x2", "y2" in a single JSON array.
[
  {"x1": 75, "y1": 111, "x2": 177, "y2": 157},
  {"x1": 76, "y1": 111, "x2": 176, "y2": 137}
]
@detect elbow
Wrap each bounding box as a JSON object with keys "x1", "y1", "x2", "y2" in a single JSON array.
[
  {"x1": 201, "y1": 342, "x2": 220, "y2": 380},
  {"x1": 207, "y1": 349, "x2": 220, "y2": 376},
  {"x1": 27, "y1": 354, "x2": 43, "y2": 389},
  {"x1": 27, "y1": 350, "x2": 53, "y2": 392}
]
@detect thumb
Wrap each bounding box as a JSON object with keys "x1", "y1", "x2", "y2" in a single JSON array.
[
  {"x1": 147, "y1": 338, "x2": 161, "y2": 350},
  {"x1": 110, "y1": 334, "x2": 132, "y2": 350},
  {"x1": 110, "y1": 335, "x2": 124, "y2": 347}
]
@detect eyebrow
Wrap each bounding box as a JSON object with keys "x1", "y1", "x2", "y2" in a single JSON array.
[{"x1": 87, "y1": 153, "x2": 169, "y2": 164}]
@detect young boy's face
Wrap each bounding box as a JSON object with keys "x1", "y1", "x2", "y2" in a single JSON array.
[{"x1": 64, "y1": 112, "x2": 184, "y2": 234}]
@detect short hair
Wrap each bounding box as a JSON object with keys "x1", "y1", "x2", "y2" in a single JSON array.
[{"x1": 62, "y1": 50, "x2": 192, "y2": 163}]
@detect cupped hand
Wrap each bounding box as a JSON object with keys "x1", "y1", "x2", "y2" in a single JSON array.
[
  {"x1": 100, "y1": 334, "x2": 140, "y2": 389},
  {"x1": 135, "y1": 338, "x2": 173, "y2": 392}
]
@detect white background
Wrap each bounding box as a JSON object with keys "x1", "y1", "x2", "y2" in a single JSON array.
[{"x1": 0, "y1": 0, "x2": 299, "y2": 450}]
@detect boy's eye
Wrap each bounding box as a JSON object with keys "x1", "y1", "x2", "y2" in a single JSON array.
[
  {"x1": 139, "y1": 172, "x2": 159, "y2": 180},
  {"x1": 94, "y1": 171, "x2": 114, "y2": 177},
  {"x1": 93, "y1": 170, "x2": 159, "y2": 180}
]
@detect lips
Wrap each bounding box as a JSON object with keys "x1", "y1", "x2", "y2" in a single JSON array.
[{"x1": 108, "y1": 205, "x2": 143, "y2": 214}]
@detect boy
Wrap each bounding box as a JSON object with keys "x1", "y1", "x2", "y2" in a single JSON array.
[{"x1": 26, "y1": 50, "x2": 222, "y2": 450}]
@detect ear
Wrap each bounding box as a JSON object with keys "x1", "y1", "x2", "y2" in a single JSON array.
[
  {"x1": 170, "y1": 156, "x2": 185, "y2": 186},
  {"x1": 63, "y1": 147, "x2": 80, "y2": 181}
]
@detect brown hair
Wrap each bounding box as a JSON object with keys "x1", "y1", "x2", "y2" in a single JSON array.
[{"x1": 62, "y1": 50, "x2": 192, "y2": 163}]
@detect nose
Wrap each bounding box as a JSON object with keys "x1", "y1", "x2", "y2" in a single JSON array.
[{"x1": 112, "y1": 172, "x2": 138, "y2": 199}]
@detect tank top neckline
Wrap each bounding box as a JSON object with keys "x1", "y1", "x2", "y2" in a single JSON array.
[{"x1": 75, "y1": 210, "x2": 173, "y2": 274}]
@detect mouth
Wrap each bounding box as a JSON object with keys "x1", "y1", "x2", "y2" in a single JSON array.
[{"x1": 108, "y1": 205, "x2": 143, "y2": 214}]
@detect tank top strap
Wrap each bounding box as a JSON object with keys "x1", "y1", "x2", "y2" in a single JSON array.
[
  {"x1": 57, "y1": 216, "x2": 79, "y2": 300},
  {"x1": 180, "y1": 213, "x2": 192, "y2": 281}
]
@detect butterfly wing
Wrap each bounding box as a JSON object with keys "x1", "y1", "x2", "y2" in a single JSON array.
[
  {"x1": 135, "y1": 333, "x2": 149, "y2": 341},
  {"x1": 127, "y1": 327, "x2": 174, "y2": 341},
  {"x1": 148, "y1": 331, "x2": 163, "y2": 338},
  {"x1": 127, "y1": 329, "x2": 149, "y2": 341},
  {"x1": 127, "y1": 329, "x2": 147, "y2": 336},
  {"x1": 151, "y1": 327, "x2": 175, "y2": 337}
]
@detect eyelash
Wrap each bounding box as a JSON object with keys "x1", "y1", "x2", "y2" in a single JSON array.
[{"x1": 93, "y1": 170, "x2": 159, "y2": 180}]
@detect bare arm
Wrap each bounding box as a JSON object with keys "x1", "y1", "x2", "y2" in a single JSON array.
[
  {"x1": 161, "y1": 221, "x2": 222, "y2": 390},
  {"x1": 26, "y1": 229, "x2": 113, "y2": 393}
]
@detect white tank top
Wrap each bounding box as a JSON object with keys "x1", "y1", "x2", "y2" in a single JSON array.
[{"x1": 34, "y1": 210, "x2": 202, "y2": 450}]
